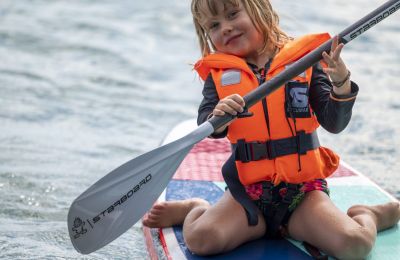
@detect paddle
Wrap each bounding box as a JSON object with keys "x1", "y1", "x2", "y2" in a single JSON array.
[{"x1": 68, "y1": 0, "x2": 400, "y2": 254}]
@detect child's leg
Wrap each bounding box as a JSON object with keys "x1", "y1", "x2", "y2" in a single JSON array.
[
  {"x1": 143, "y1": 198, "x2": 210, "y2": 228},
  {"x1": 143, "y1": 190, "x2": 266, "y2": 256},
  {"x1": 287, "y1": 190, "x2": 400, "y2": 259}
]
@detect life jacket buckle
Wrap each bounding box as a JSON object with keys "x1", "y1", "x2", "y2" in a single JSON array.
[
  {"x1": 235, "y1": 140, "x2": 269, "y2": 163},
  {"x1": 251, "y1": 142, "x2": 269, "y2": 161}
]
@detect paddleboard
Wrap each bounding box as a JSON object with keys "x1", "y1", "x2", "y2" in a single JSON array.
[{"x1": 143, "y1": 119, "x2": 399, "y2": 259}]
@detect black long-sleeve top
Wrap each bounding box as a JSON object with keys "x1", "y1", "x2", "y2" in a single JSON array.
[{"x1": 197, "y1": 62, "x2": 358, "y2": 137}]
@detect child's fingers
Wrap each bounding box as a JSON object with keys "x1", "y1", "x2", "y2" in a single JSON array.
[
  {"x1": 322, "y1": 52, "x2": 335, "y2": 67},
  {"x1": 331, "y1": 36, "x2": 338, "y2": 54},
  {"x1": 216, "y1": 102, "x2": 238, "y2": 115},
  {"x1": 229, "y1": 94, "x2": 245, "y2": 107},
  {"x1": 332, "y1": 43, "x2": 344, "y2": 61},
  {"x1": 212, "y1": 108, "x2": 225, "y2": 116},
  {"x1": 225, "y1": 98, "x2": 244, "y2": 113}
]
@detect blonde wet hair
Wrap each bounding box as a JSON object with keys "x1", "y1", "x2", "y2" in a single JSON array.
[{"x1": 191, "y1": 0, "x2": 290, "y2": 57}]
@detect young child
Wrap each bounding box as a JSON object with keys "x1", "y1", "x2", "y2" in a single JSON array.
[{"x1": 142, "y1": 0, "x2": 400, "y2": 258}]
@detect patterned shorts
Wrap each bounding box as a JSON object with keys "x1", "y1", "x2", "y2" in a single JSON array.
[{"x1": 245, "y1": 179, "x2": 330, "y2": 213}]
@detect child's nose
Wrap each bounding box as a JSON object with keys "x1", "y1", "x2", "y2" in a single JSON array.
[{"x1": 221, "y1": 21, "x2": 233, "y2": 34}]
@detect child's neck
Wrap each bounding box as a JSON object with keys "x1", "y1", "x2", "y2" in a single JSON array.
[{"x1": 245, "y1": 49, "x2": 275, "y2": 70}]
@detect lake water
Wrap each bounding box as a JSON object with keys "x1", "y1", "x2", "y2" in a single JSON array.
[{"x1": 0, "y1": 0, "x2": 399, "y2": 259}]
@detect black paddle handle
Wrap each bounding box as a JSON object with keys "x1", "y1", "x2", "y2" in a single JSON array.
[{"x1": 208, "y1": 0, "x2": 400, "y2": 131}]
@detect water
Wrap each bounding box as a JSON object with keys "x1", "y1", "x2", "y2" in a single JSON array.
[{"x1": 0, "y1": 0, "x2": 399, "y2": 258}]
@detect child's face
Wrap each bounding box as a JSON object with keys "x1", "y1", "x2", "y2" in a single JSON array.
[{"x1": 200, "y1": 1, "x2": 264, "y2": 59}]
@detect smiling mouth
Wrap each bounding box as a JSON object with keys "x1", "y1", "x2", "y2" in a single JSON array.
[{"x1": 225, "y1": 34, "x2": 243, "y2": 46}]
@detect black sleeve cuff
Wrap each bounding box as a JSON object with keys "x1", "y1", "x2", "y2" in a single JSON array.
[{"x1": 330, "y1": 81, "x2": 359, "y2": 100}]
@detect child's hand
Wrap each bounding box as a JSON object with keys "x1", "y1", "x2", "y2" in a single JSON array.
[
  {"x1": 211, "y1": 94, "x2": 245, "y2": 134},
  {"x1": 322, "y1": 35, "x2": 351, "y2": 93},
  {"x1": 213, "y1": 94, "x2": 245, "y2": 117}
]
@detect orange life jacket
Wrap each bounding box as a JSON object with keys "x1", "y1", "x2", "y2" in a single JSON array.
[{"x1": 195, "y1": 33, "x2": 340, "y2": 185}]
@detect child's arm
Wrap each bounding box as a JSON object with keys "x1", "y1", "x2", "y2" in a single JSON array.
[
  {"x1": 309, "y1": 63, "x2": 358, "y2": 134},
  {"x1": 310, "y1": 35, "x2": 359, "y2": 134},
  {"x1": 322, "y1": 35, "x2": 352, "y2": 96},
  {"x1": 197, "y1": 75, "x2": 220, "y2": 127}
]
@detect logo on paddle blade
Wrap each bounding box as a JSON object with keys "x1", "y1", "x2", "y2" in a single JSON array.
[
  {"x1": 92, "y1": 174, "x2": 152, "y2": 225},
  {"x1": 72, "y1": 217, "x2": 87, "y2": 239}
]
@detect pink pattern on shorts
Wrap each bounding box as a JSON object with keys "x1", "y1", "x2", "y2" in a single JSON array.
[{"x1": 245, "y1": 179, "x2": 328, "y2": 200}]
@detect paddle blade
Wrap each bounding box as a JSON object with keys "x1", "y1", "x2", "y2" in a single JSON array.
[{"x1": 67, "y1": 122, "x2": 214, "y2": 254}]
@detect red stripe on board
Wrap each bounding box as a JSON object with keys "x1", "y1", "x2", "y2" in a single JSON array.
[
  {"x1": 142, "y1": 225, "x2": 159, "y2": 260},
  {"x1": 159, "y1": 228, "x2": 172, "y2": 260},
  {"x1": 173, "y1": 138, "x2": 355, "y2": 181}
]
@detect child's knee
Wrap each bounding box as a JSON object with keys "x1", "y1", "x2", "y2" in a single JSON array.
[
  {"x1": 331, "y1": 229, "x2": 375, "y2": 259},
  {"x1": 184, "y1": 224, "x2": 225, "y2": 255}
]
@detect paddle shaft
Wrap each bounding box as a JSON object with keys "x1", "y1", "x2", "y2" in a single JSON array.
[{"x1": 208, "y1": 0, "x2": 400, "y2": 131}]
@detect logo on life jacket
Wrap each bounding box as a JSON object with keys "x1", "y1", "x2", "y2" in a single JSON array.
[{"x1": 285, "y1": 81, "x2": 311, "y2": 118}]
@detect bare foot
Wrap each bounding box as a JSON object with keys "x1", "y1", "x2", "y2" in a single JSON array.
[
  {"x1": 347, "y1": 202, "x2": 400, "y2": 231},
  {"x1": 142, "y1": 198, "x2": 210, "y2": 228}
]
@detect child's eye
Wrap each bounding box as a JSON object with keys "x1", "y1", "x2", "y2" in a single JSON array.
[
  {"x1": 227, "y1": 10, "x2": 239, "y2": 19},
  {"x1": 209, "y1": 22, "x2": 219, "y2": 30}
]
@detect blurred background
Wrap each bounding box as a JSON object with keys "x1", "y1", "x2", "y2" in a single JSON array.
[{"x1": 0, "y1": 0, "x2": 399, "y2": 258}]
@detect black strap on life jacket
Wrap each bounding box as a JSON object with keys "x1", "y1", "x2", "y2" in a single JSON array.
[
  {"x1": 222, "y1": 153, "x2": 260, "y2": 226},
  {"x1": 234, "y1": 131, "x2": 320, "y2": 163}
]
